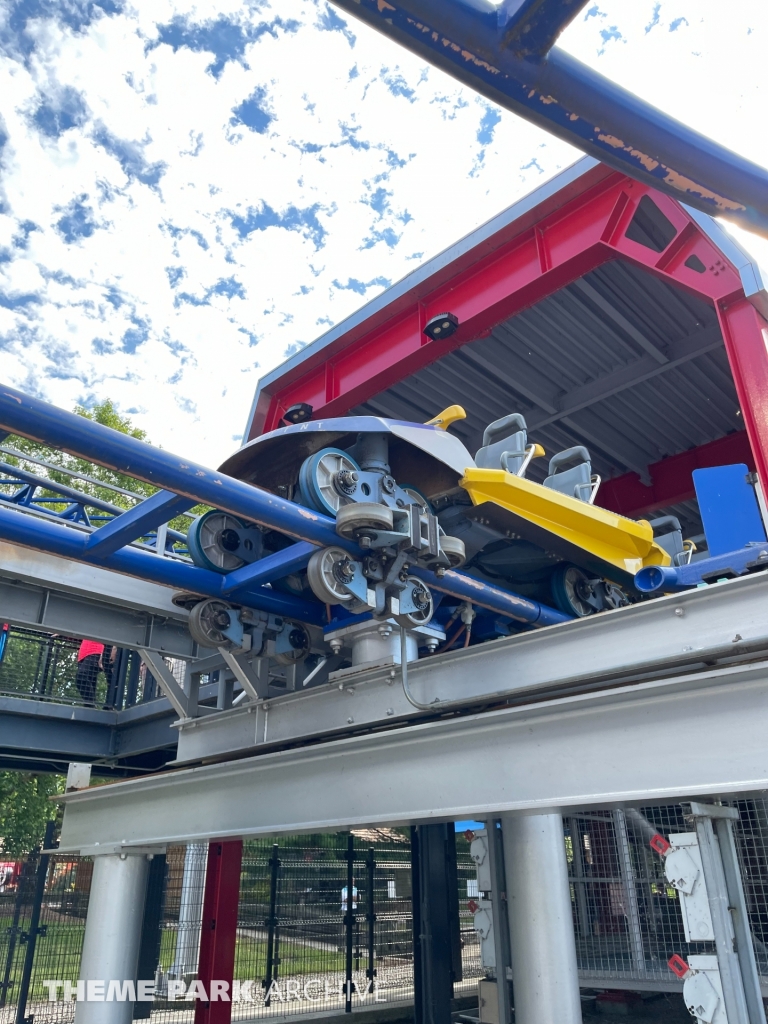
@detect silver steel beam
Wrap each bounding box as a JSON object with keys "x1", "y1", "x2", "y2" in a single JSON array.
[
  {"x1": 58, "y1": 655, "x2": 768, "y2": 852},
  {"x1": 175, "y1": 573, "x2": 768, "y2": 764},
  {"x1": 0, "y1": 540, "x2": 195, "y2": 657},
  {"x1": 0, "y1": 686, "x2": 219, "y2": 770}
]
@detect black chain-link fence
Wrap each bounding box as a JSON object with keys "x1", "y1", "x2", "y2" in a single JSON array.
[{"x1": 0, "y1": 843, "x2": 88, "y2": 1024}]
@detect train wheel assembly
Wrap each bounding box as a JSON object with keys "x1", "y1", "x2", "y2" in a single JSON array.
[
  {"x1": 298, "y1": 448, "x2": 362, "y2": 515},
  {"x1": 307, "y1": 546, "x2": 358, "y2": 605},
  {"x1": 335, "y1": 502, "x2": 394, "y2": 540},
  {"x1": 187, "y1": 511, "x2": 247, "y2": 572},
  {"x1": 189, "y1": 598, "x2": 237, "y2": 648},
  {"x1": 395, "y1": 576, "x2": 434, "y2": 627},
  {"x1": 550, "y1": 563, "x2": 597, "y2": 617}
]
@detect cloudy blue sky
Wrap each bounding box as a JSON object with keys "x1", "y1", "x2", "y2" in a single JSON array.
[{"x1": 0, "y1": 0, "x2": 765, "y2": 466}]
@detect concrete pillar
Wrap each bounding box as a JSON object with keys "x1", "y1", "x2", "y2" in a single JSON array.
[
  {"x1": 170, "y1": 842, "x2": 208, "y2": 979},
  {"x1": 74, "y1": 852, "x2": 150, "y2": 1024},
  {"x1": 500, "y1": 812, "x2": 582, "y2": 1024}
]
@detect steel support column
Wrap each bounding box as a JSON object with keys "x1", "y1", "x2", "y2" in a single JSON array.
[
  {"x1": 486, "y1": 820, "x2": 513, "y2": 1024},
  {"x1": 194, "y1": 841, "x2": 243, "y2": 1024},
  {"x1": 74, "y1": 853, "x2": 150, "y2": 1024},
  {"x1": 411, "y1": 824, "x2": 461, "y2": 1024},
  {"x1": 717, "y1": 299, "x2": 768, "y2": 499},
  {"x1": 133, "y1": 854, "x2": 167, "y2": 1020},
  {"x1": 500, "y1": 813, "x2": 582, "y2": 1024},
  {"x1": 170, "y1": 844, "x2": 208, "y2": 982}
]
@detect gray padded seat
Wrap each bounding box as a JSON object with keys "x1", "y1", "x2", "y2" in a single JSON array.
[
  {"x1": 543, "y1": 446, "x2": 593, "y2": 503},
  {"x1": 649, "y1": 516, "x2": 686, "y2": 565},
  {"x1": 475, "y1": 413, "x2": 528, "y2": 474}
]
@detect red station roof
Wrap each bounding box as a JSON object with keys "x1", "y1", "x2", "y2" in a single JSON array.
[{"x1": 243, "y1": 157, "x2": 768, "y2": 542}]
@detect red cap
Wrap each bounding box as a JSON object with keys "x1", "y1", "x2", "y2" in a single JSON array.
[
  {"x1": 668, "y1": 954, "x2": 690, "y2": 979},
  {"x1": 650, "y1": 833, "x2": 671, "y2": 856}
]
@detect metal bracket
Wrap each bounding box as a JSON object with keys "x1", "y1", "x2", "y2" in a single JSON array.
[
  {"x1": 217, "y1": 648, "x2": 265, "y2": 702},
  {"x1": 684, "y1": 803, "x2": 766, "y2": 1024},
  {"x1": 138, "y1": 649, "x2": 199, "y2": 720}
]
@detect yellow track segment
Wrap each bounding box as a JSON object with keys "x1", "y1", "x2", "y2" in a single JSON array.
[{"x1": 460, "y1": 468, "x2": 671, "y2": 576}]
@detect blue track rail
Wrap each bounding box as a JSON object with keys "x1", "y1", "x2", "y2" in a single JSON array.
[
  {"x1": 329, "y1": 0, "x2": 768, "y2": 236},
  {"x1": 0, "y1": 384, "x2": 569, "y2": 629}
]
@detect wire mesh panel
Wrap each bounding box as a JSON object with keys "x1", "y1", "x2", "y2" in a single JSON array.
[
  {"x1": 0, "y1": 626, "x2": 162, "y2": 710},
  {"x1": 729, "y1": 797, "x2": 768, "y2": 976},
  {"x1": 9, "y1": 800, "x2": 768, "y2": 1021},
  {"x1": 566, "y1": 806, "x2": 691, "y2": 985},
  {"x1": 0, "y1": 629, "x2": 82, "y2": 705},
  {"x1": 455, "y1": 832, "x2": 483, "y2": 987},
  {"x1": 0, "y1": 851, "x2": 39, "y2": 1016},
  {"x1": 0, "y1": 855, "x2": 89, "y2": 1024}
]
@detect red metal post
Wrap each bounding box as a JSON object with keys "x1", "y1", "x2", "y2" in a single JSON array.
[
  {"x1": 716, "y1": 298, "x2": 768, "y2": 489},
  {"x1": 194, "y1": 840, "x2": 243, "y2": 1024}
]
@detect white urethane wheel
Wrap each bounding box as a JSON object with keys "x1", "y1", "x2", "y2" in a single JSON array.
[
  {"x1": 307, "y1": 546, "x2": 357, "y2": 605},
  {"x1": 335, "y1": 502, "x2": 394, "y2": 540},
  {"x1": 298, "y1": 448, "x2": 361, "y2": 515},
  {"x1": 395, "y1": 577, "x2": 434, "y2": 627},
  {"x1": 187, "y1": 511, "x2": 246, "y2": 573},
  {"x1": 440, "y1": 535, "x2": 466, "y2": 568},
  {"x1": 188, "y1": 598, "x2": 236, "y2": 648}
]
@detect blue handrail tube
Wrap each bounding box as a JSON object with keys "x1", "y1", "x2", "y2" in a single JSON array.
[
  {"x1": 633, "y1": 565, "x2": 690, "y2": 594},
  {"x1": 412, "y1": 567, "x2": 570, "y2": 627},
  {"x1": 635, "y1": 543, "x2": 768, "y2": 594}
]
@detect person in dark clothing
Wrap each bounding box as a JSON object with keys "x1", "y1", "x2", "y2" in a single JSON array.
[{"x1": 75, "y1": 640, "x2": 103, "y2": 707}]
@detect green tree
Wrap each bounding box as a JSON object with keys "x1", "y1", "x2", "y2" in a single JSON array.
[
  {"x1": 0, "y1": 772, "x2": 62, "y2": 856},
  {"x1": 0, "y1": 399, "x2": 206, "y2": 542}
]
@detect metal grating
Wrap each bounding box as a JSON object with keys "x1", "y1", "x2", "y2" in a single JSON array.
[{"x1": 356, "y1": 258, "x2": 742, "y2": 540}]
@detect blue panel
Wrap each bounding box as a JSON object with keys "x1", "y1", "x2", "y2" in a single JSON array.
[
  {"x1": 693, "y1": 464, "x2": 767, "y2": 556},
  {"x1": 455, "y1": 820, "x2": 485, "y2": 832}
]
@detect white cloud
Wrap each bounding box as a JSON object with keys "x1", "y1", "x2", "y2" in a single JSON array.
[{"x1": 0, "y1": 0, "x2": 764, "y2": 466}]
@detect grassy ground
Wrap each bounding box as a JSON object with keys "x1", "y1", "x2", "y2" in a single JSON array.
[{"x1": 0, "y1": 916, "x2": 349, "y2": 1005}]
